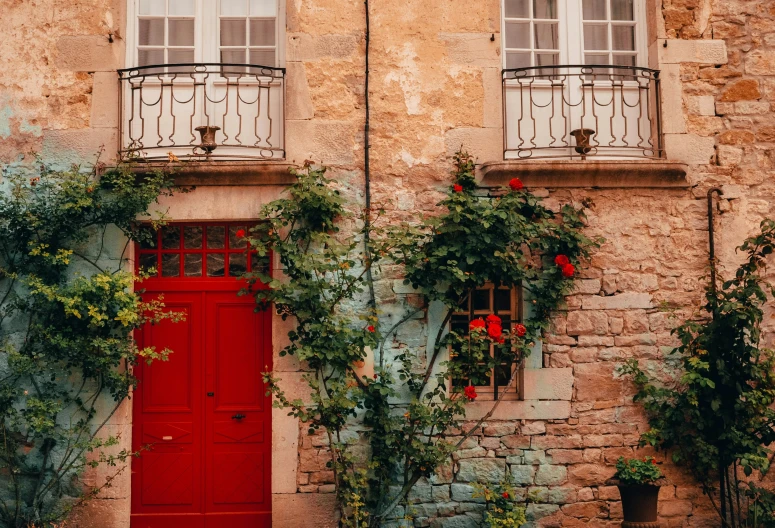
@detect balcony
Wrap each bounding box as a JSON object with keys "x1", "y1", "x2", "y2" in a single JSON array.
[
  {"x1": 502, "y1": 64, "x2": 663, "y2": 160},
  {"x1": 118, "y1": 63, "x2": 285, "y2": 162}
]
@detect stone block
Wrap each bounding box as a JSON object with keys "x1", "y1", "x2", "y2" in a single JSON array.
[
  {"x1": 574, "y1": 362, "x2": 623, "y2": 401},
  {"x1": 285, "y1": 119, "x2": 357, "y2": 166},
  {"x1": 568, "y1": 464, "x2": 615, "y2": 486},
  {"x1": 464, "y1": 400, "x2": 570, "y2": 421},
  {"x1": 508, "y1": 464, "x2": 537, "y2": 484},
  {"x1": 658, "y1": 39, "x2": 727, "y2": 64},
  {"x1": 659, "y1": 64, "x2": 686, "y2": 135},
  {"x1": 521, "y1": 368, "x2": 573, "y2": 401},
  {"x1": 56, "y1": 35, "x2": 123, "y2": 72},
  {"x1": 456, "y1": 458, "x2": 506, "y2": 483},
  {"x1": 719, "y1": 79, "x2": 761, "y2": 102},
  {"x1": 482, "y1": 67, "x2": 502, "y2": 129},
  {"x1": 286, "y1": 62, "x2": 315, "y2": 120},
  {"x1": 439, "y1": 33, "x2": 500, "y2": 67},
  {"x1": 566, "y1": 310, "x2": 608, "y2": 335},
  {"x1": 451, "y1": 483, "x2": 484, "y2": 502},
  {"x1": 535, "y1": 465, "x2": 568, "y2": 485},
  {"x1": 581, "y1": 293, "x2": 653, "y2": 310},
  {"x1": 521, "y1": 421, "x2": 546, "y2": 435},
  {"x1": 272, "y1": 494, "x2": 338, "y2": 527},
  {"x1": 91, "y1": 72, "x2": 119, "y2": 128},
  {"x1": 68, "y1": 497, "x2": 130, "y2": 528},
  {"x1": 273, "y1": 410, "x2": 299, "y2": 494},
  {"x1": 687, "y1": 95, "x2": 716, "y2": 116},
  {"x1": 42, "y1": 128, "x2": 118, "y2": 168},
  {"x1": 444, "y1": 127, "x2": 502, "y2": 164},
  {"x1": 663, "y1": 133, "x2": 716, "y2": 166},
  {"x1": 746, "y1": 50, "x2": 775, "y2": 76},
  {"x1": 547, "y1": 449, "x2": 583, "y2": 464}
]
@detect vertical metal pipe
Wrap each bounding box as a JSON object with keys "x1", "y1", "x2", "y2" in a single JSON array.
[{"x1": 708, "y1": 187, "x2": 724, "y2": 294}]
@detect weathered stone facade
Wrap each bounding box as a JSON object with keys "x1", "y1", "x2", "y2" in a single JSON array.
[{"x1": 2, "y1": 0, "x2": 775, "y2": 526}]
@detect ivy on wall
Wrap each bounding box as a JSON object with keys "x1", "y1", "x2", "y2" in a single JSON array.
[
  {"x1": 0, "y1": 161, "x2": 178, "y2": 527},
  {"x1": 249, "y1": 152, "x2": 598, "y2": 526}
]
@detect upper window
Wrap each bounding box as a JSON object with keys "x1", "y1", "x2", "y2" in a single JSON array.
[
  {"x1": 130, "y1": 0, "x2": 283, "y2": 68},
  {"x1": 502, "y1": 0, "x2": 646, "y2": 69}
]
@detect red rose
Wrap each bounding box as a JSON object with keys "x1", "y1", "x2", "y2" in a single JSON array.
[
  {"x1": 373, "y1": 373, "x2": 378, "y2": 379},
  {"x1": 508, "y1": 178, "x2": 523, "y2": 191},
  {"x1": 453, "y1": 184, "x2": 463, "y2": 193},
  {"x1": 502, "y1": 492, "x2": 510, "y2": 499},
  {"x1": 514, "y1": 323, "x2": 527, "y2": 337},
  {"x1": 561, "y1": 263, "x2": 575, "y2": 278},
  {"x1": 235, "y1": 229, "x2": 246, "y2": 238},
  {"x1": 366, "y1": 325, "x2": 375, "y2": 333},
  {"x1": 554, "y1": 254, "x2": 570, "y2": 267},
  {"x1": 487, "y1": 324, "x2": 503, "y2": 341},
  {"x1": 485, "y1": 314, "x2": 501, "y2": 325},
  {"x1": 651, "y1": 459, "x2": 657, "y2": 465},
  {"x1": 464, "y1": 385, "x2": 477, "y2": 401},
  {"x1": 469, "y1": 318, "x2": 486, "y2": 331}
]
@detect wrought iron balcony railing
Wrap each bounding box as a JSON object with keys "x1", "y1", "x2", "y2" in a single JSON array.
[
  {"x1": 502, "y1": 65, "x2": 663, "y2": 160},
  {"x1": 118, "y1": 63, "x2": 285, "y2": 161}
]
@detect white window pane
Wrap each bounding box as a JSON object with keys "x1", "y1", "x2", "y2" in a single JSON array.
[
  {"x1": 534, "y1": 22, "x2": 558, "y2": 50},
  {"x1": 536, "y1": 52, "x2": 558, "y2": 66},
  {"x1": 584, "y1": 24, "x2": 609, "y2": 50},
  {"x1": 250, "y1": 0, "x2": 276, "y2": 17},
  {"x1": 250, "y1": 19, "x2": 275, "y2": 46},
  {"x1": 221, "y1": 19, "x2": 247, "y2": 46},
  {"x1": 138, "y1": 48, "x2": 165, "y2": 67},
  {"x1": 139, "y1": 18, "x2": 165, "y2": 46},
  {"x1": 504, "y1": 0, "x2": 529, "y2": 18},
  {"x1": 505, "y1": 51, "x2": 530, "y2": 69},
  {"x1": 249, "y1": 49, "x2": 276, "y2": 66},
  {"x1": 221, "y1": 0, "x2": 248, "y2": 16},
  {"x1": 612, "y1": 25, "x2": 635, "y2": 50},
  {"x1": 533, "y1": 0, "x2": 557, "y2": 19},
  {"x1": 169, "y1": 19, "x2": 195, "y2": 46},
  {"x1": 585, "y1": 53, "x2": 610, "y2": 65},
  {"x1": 613, "y1": 54, "x2": 636, "y2": 67},
  {"x1": 168, "y1": 48, "x2": 194, "y2": 63},
  {"x1": 169, "y1": 0, "x2": 194, "y2": 16},
  {"x1": 221, "y1": 49, "x2": 247, "y2": 64},
  {"x1": 611, "y1": 0, "x2": 634, "y2": 21},
  {"x1": 583, "y1": 0, "x2": 606, "y2": 20},
  {"x1": 505, "y1": 21, "x2": 530, "y2": 49},
  {"x1": 139, "y1": 0, "x2": 164, "y2": 16}
]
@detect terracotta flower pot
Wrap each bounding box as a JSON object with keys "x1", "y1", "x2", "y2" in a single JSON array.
[{"x1": 617, "y1": 484, "x2": 660, "y2": 528}]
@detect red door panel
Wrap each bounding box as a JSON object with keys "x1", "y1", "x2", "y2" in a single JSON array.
[
  {"x1": 132, "y1": 294, "x2": 203, "y2": 526},
  {"x1": 204, "y1": 294, "x2": 272, "y2": 526},
  {"x1": 131, "y1": 223, "x2": 271, "y2": 528}
]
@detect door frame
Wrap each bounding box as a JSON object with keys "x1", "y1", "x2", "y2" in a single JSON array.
[{"x1": 130, "y1": 222, "x2": 272, "y2": 527}]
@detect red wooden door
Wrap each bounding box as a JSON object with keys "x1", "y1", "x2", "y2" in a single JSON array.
[{"x1": 131, "y1": 224, "x2": 271, "y2": 528}]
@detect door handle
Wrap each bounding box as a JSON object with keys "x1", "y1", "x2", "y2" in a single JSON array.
[{"x1": 232, "y1": 413, "x2": 246, "y2": 420}]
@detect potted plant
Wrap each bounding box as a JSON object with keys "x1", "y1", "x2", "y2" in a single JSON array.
[{"x1": 611, "y1": 456, "x2": 665, "y2": 528}]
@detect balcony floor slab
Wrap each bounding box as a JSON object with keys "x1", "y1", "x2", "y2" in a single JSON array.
[
  {"x1": 478, "y1": 159, "x2": 690, "y2": 189},
  {"x1": 128, "y1": 160, "x2": 298, "y2": 186}
]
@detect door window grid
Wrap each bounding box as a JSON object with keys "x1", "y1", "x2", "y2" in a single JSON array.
[
  {"x1": 582, "y1": 0, "x2": 637, "y2": 68},
  {"x1": 503, "y1": 0, "x2": 560, "y2": 70},
  {"x1": 137, "y1": 223, "x2": 266, "y2": 278},
  {"x1": 450, "y1": 285, "x2": 521, "y2": 401},
  {"x1": 219, "y1": 0, "x2": 278, "y2": 70},
  {"x1": 137, "y1": 0, "x2": 196, "y2": 72}
]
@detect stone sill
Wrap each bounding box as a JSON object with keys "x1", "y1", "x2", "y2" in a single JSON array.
[
  {"x1": 465, "y1": 400, "x2": 570, "y2": 421},
  {"x1": 479, "y1": 159, "x2": 690, "y2": 189},
  {"x1": 129, "y1": 160, "x2": 297, "y2": 186}
]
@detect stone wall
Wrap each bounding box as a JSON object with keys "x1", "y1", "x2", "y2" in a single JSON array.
[{"x1": 2, "y1": 0, "x2": 775, "y2": 526}]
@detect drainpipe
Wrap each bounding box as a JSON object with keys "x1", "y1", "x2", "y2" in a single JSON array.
[{"x1": 707, "y1": 187, "x2": 723, "y2": 295}]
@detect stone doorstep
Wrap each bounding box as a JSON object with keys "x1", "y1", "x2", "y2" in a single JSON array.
[
  {"x1": 478, "y1": 159, "x2": 690, "y2": 189},
  {"x1": 126, "y1": 160, "x2": 298, "y2": 186}
]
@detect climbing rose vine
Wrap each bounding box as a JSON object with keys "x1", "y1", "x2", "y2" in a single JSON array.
[{"x1": 248, "y1": 152, "x2": 597, "y2": 527}]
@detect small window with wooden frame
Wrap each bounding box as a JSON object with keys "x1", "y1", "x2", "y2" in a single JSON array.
[{"x1": 450, "y1": 284, "x2": 523, "y2": 401}]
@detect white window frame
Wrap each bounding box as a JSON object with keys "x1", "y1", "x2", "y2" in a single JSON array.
[
  {"x1": 126, "y1": 0, "x2": 286, "y2": 69},
  {"x1": 501, "y1": 0, "x2": 649, "y2": 70}
]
